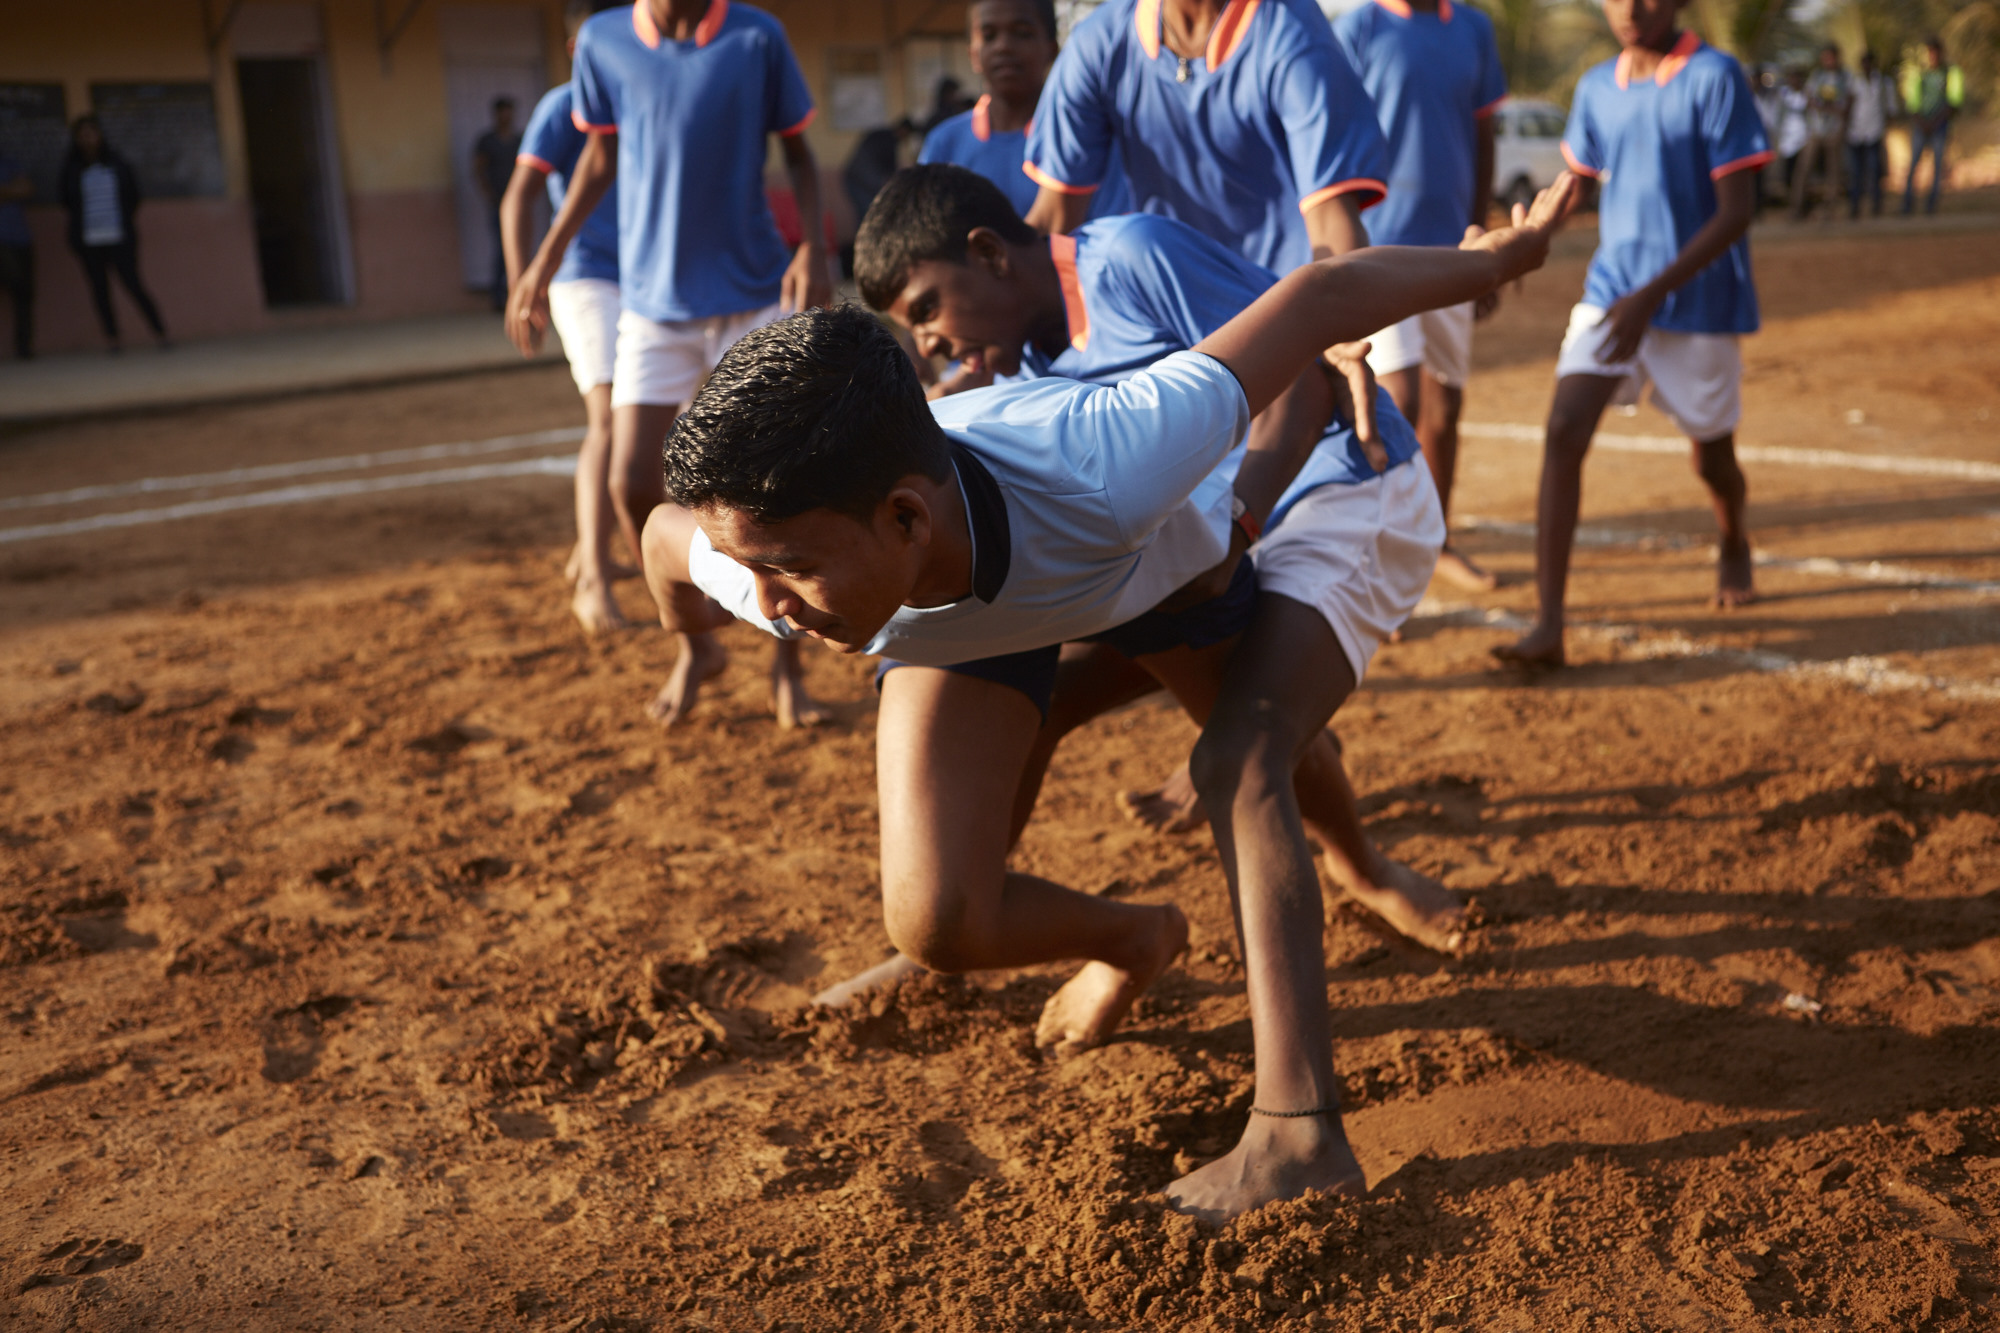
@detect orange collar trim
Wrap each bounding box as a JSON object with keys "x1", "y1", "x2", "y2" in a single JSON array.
[
  {"x1": 1134, "y1": 0, "x2": 1261, "y2": 70},
  {"x1": 972, "y1": 94, "x2": 990, "y2": 142},
  {"x1": 1373, "y1": 0, "x2": 1452, "y2": 19},
  {"x1": 633, "y1": 0, "x2": 727, "y2": 50},
  {"x1": 1615, "y1": 29, "x2": 1699, "y2": 89},
  {"x1": 1049, "y1": 233, "x2": 1090, "y2": 351}
]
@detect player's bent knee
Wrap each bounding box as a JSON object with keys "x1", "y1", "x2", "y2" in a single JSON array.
[
  {"x1": 1188, "y1": 716, "x2": 1298, "y2": 810},
  {"x1": 881, "y1": 887, "x2": 980, "y2": 975}
]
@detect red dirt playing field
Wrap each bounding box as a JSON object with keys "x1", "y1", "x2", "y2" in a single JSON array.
[{"x1": 3, "y1": 220, "x2": 1997, "y2": 1331}]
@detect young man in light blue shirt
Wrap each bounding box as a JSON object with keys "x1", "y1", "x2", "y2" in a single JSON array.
[{"x1": 638, "y1": 176, "x2": 1577, "y2": 1219}]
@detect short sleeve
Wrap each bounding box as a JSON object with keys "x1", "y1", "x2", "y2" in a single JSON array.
[
  {"x1": 1078, "y1": 351, "x2": 1251, "y2": 547},
  {"x1": 1112, "y1": 217, "x2": 1276, "y2": 348},
  {"x1": 1024, "y1": 24, "x2": 1116, "y2": 195},
  {"x1": 1561, "y1": 80, "x2": 1602, "y2": 177},
  {"x1": 686, "y1": 527, "x2": 804, "y2": 641},
  {"x1": 1702, "y1": 60, "x2": 1773, "y2": 177},
  {"x1": 1275, "y1": 30, "x2": 1389, "y2": 214},
  {"x1": 572, "y1": 26, "x2": 617, "y2": 131},
  {"x1": 518, "y1": 88, "x2": 577, "y2": 174},
  {"x1": 1474, "y1": 17, "x2": 1508, "y2": 115},
  {"x1": 765, "y1": 25, "x2": 816, "y2": 137}
]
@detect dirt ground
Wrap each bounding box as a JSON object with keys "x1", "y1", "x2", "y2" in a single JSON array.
[{"x1": 3, "y1": 216, "x2": 1998, "y2": 1332}]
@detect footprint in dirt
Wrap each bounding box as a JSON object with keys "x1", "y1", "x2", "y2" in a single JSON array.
[
  {"x1": 261, "y1": 995, "x2": 356, "y2": 1084},
  {"x1": 19, "y1": 1238, "x2": 144, "y2": 1291}
]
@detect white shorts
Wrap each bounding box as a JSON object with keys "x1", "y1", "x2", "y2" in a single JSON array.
[
  {"x1": 546, "y1": 277, "x2": 620, "y2": 394},
  {"x1": 1251, "y1": 460, "x2": 1445, "y2": 681},
  {"x1": 611, "y1": 303, "x2": 788, "y2": 409},
  {"x1": 1364, "y1": 301, "x2": 1474, "y2": 388},
  {"x1": 1554, "y1": 303, "x2": 1742, "y2": 441}
]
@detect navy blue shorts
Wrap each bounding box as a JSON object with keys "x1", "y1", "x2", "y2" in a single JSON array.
[{"x1": 874, "y1": 557, "x2": 1258, "y2": 718}]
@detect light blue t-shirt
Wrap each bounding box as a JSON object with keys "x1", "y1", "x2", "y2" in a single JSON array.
[
  {"x1": 572, "y1": 0, "x2": 814, "y2": 321},
  {"x1": 518, "y1": 84, "x2": 620, "y2": 285},
  {"x1": 687, "y1": 350, "x2": 1251, "y2": 665},
  {"x1": 1333, "y1": 0, "x2": 1507, "y2": 248},
  {"x1": 1024, "y1": 0, "x2": 1388, "y2": 273},
  {"x1": 1009, "y1": 213, "x2": 1419, "y2": 507},
  {"x1": 918, "y1": 95, "x2": 1132, "y2": 221},
  {"x1": 1562, "y1": 33, "x2": 1771, "y2": 334}
]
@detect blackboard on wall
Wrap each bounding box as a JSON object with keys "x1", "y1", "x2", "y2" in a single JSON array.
[
  {"x1": 0, "y1": 83, "x2": 69, "y2": 203},
  {"x1": 91, "y1": 82, "x2": 227, "y2": 199}
]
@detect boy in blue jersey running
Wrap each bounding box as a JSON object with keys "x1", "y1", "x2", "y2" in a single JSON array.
[
  {"x1": 1335, "y1": 0, "x2": 1508, "y2": 593},
  {"x1": 1494, "y1": 0, "x2": 1770, "y2": 668},
  {"x1": 638, "y1": 175, "x2": 1578, "y2": 1218},
  {"x1": 851, "y1": 163, "x2": 1466, "y2": 955},
  {"x1": 917, "y1": 0, "x2": 1129, "y2": 397},
  {"x1": 507, "y1": 0, "x2": 833, "y2": 727},
  {"x1": 502, "y1": 1, "x2": 628, "y2": 636},
  {"x1": 1022, "y1": 0, "x2": 1387, "y2": 270}
]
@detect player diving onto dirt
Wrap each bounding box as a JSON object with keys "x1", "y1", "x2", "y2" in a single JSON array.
[{"x1": 639, "y1": 175, "x2": 1579, "y2": 1219}]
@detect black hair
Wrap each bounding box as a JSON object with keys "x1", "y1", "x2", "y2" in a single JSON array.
[
  {"x1": 853, "y1": 163, "x2": 1040, "y2": 311},
  {"x1": 1925, "y1": 33, "x2": 1945, "y2": 52},
  {"x1": 664, "y1": 304, "x2": 952, "y2": 523},
  {"x1": 492, "y1": 95, "x2": 516, "y2": 112},
  {"x1": 970, "y1": 0, "x2": 1060, "y2": 42},
  {"x1": 71, "y1": 113, "x2": 101, "y2": 136}
]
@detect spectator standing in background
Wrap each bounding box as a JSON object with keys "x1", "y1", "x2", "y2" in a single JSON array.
[
  {"x1": 1901, "y1": 37, "x2": 1963, "y2": 215},
  {"x1": 472, "y1": 97, "x2": 522, "y2": 310},
  {"x1": 1792, "y1": 44, "x2": 1847, "y2": 219},
  {"x1": 58, "y1": 115, "x2": 168, "y2": 353},
  {"x1": 1846, "y1": 51, "x2": 1895, "y2": 219},
  {"x1": 0, "y1": 151, "x2": 32, "y2": 360},
  {"x1": 1776, "y1": 69, "x2": 1809, "y2": 201}
]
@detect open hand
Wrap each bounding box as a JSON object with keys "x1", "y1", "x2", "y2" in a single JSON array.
[
  {"x1": 1460, "y1": 172, "x2": 1582, "y2": 282},
  {"x1": 784, "y1": 243, "x2": 832, "y2": 313},
  {"x1": 1322, "y1": 340, "x2": 1386, "y2": 472},
  {"x1": 505, "y1": 263, "x2": 552, "y2": 357}
]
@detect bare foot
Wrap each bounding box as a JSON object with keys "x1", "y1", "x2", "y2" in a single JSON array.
[
  {"x1": 1165, "y1": 1113, "x2": 1366, "y2": 1223},
  {"x1": 1325, "y1": 856, "x2": 1468, "y2": 956},
  {"x1": 1714, "y1": 536, "x2": 1756, "y2": 609},
  {"x1": 1491, "y1": 622, "x2": 1564, "y2": 670},
  {"x1": 810, "y1": 953, "x2": 925, "y2": 1007},
  {"x1": 770, "y1": 645, "x2": 829, "y2": 729},
  {"x1": 646, "y1": 633, "x2": 728, "y2": 727},
  {"x1": 1034, "y1": 904, "x2": 1188, "y2": 1056},
  {"x1": 1116, "y1": 765, "x2": 1209, "y2": 834},
  {"x1": 570, "y1": 574, "x2": 630, "y2": 637},
  {"x1": 1435, "y1": 545, "x2": 1499, "y2": 592}
]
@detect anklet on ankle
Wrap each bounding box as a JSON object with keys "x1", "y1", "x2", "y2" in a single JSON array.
[{"x1": 1249, "y1": 1104, "x2": 1339, "y2": 1118}]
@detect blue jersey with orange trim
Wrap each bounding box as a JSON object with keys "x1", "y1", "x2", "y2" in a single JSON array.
[
  {"x1": 919, "y1": 96, "x2": 1132, "y2": 221},
  {"x1": 1011, "y1": 213, "x2": 1420, "y2": 504},
  {"x1": 1024, "y1": 0, "x2": 1388, "y2": 273},
  {"x1": 572, "y1": 0, "x2": 813, "y2": 321},
  {"x1": 1562, "y1": 35, "x2": 1770, "y2": 334},
  {"x1": 519, "y1": 84, "x2": 620, "y2": 285},
  {"x1": 1334, "y1": 0, "x2": 1507, "y2": 248}
]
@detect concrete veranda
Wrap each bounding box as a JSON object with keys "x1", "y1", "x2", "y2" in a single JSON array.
[{"x1": 0, "y1": 313, "x2": 562, "y2": 426}]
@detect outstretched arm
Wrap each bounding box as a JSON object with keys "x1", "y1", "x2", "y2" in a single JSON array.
[
  {"x1": 1195, "y1": 174, "x2": 1580, "y2": 420},
  {"x1": 498, "y1": 160, "x2": 545, "y2": 291}
]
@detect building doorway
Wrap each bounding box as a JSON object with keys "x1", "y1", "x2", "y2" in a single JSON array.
[
  {"x1": 236, "y1": 58, "x2": 344, "y2": 305},
  {"x1": 229, "y1": 3, "x2": 353, "y2": 307}
]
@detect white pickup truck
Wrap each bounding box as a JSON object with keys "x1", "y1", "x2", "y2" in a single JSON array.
[{"x1": 1491, "y1": 97, "x2": 1571, "y2": 210}]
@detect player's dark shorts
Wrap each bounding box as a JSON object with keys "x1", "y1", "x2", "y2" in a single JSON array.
[{"x1": 874, "y1": 557, "x2": 1258, "y2": 719}]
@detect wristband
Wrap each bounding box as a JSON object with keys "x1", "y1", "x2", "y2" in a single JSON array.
[{"x1": 1230, "y1": 493, "x2": 1262, "y2": 545}]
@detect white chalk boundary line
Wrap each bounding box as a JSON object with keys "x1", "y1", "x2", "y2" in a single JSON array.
[
  {"x1": 1460, "y1": 421, "x2": 2000, "y2": 484},
  {"x1": 1410, "y1": 599, "x2": 2000, "y2": 704},
  {"x1": 0, "y1": 427, "x2": 585, "y2": 514},
  {"x1": 0, "y1": 456, "x2": 578, "y2": 545},
  {"x1": 1455, "y1": 515, "x2": 2000, "y2": 597}
]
